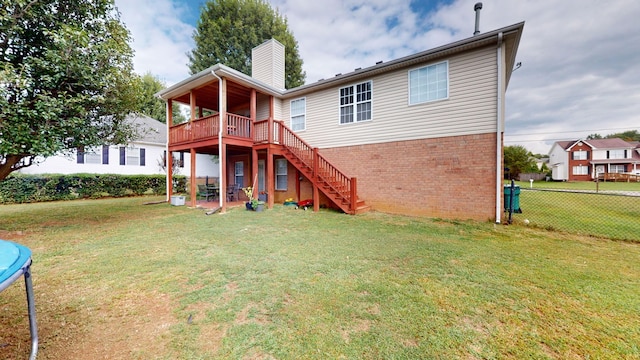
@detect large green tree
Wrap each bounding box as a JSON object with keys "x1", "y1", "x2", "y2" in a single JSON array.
[
  {"x1": 605, "y1": 130, "x2": 640, "y2": 142},
  {"x1": 139, "y1": 72, "x2": 187, "y2": 124},
  {"x1": 0, "y1": 0, "x2": 142, "y2": 180},
  {"x1": 188, "y1": 0, "x2": 305, "y2": 89},
  {"x1": 504, "y1": 145, "x2": 538, "y2": 179}
]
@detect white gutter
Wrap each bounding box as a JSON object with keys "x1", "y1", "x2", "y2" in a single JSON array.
[
  {"x1": 211, "y1": 70, "x2": 224, "y2": 208},
  {"x1": 495, "y1": 32, "x2": 503, "y2": 224}
]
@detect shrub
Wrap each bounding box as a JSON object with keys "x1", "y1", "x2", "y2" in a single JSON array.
[{"x1": 0, "y1": 174, "x2": 187, "y2": 204}]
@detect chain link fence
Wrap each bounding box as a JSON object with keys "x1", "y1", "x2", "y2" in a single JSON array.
[{"x1": 504, "y1": 180, "x2": 640, "y2": 242}]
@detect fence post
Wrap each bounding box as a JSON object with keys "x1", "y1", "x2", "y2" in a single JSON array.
[{"x1": 508, "y1": 179, "x2": 515, "y2": 224}]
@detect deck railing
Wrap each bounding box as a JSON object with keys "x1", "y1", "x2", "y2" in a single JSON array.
[
  {"x1": 170, "y1": 114, "x2": 219, "y2": 144},
  {"x1": 169, "y1": 113, "x2": 252, "y2": 144},
  {"x1": 226, "y1": 114, "x2": 251, "y2": 138},
  {"x1": 253, "y1": 119, "x2": 281, "y2": 143}
]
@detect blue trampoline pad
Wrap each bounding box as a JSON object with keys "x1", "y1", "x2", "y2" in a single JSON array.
[
  {"x1": 0, "y1": 240, "x2": 32, "y2": 291},
  {"x1": 0, "y1": 239, "x2": 38, "y2": 359}
]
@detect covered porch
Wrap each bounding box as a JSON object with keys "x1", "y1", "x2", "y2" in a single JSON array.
[{"x1": 163, "y1": 68, "x2": 281, "y2": 213}]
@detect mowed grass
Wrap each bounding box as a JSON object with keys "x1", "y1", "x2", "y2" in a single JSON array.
[
  {"x1": 1, "y1": 197, "x2": 639, "y2": 359},
  {"x1": 506, "y1": 181, "x2": 640, "y2": 241}
]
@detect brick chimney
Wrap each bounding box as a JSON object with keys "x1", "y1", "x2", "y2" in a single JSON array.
[{"x1": 251, "y1": 38, "x2": 285, "y2": 90}]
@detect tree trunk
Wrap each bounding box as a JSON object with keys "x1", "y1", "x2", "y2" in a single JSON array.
[{"x1": 0, "y1": 154, "x2": 27, "y2": 181}]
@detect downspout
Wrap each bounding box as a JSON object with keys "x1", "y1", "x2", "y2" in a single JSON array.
[
  {"x1": 211, "y1": 70, "x2": 223, "y2": 208},
  {"x1": 495, "y1": 32, "x2": 504, "y2": 224},
  {"x1": 165, "y1": 101, "x2": 170, "y2": 202}
]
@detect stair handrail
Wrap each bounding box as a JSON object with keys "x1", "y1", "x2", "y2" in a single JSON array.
[{"x1": 278, "y1": 124, "x2": 356, "y2": 209}]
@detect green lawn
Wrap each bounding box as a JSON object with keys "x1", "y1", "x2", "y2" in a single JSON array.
[
  {"x1": 1, "y1": 197, "x2": 639, "y2": 359},
  {"x1": 504, "y1": 180, "x2": 640, "y2": 241},
  {"x1": 511, "y1": 179, "x2": 640, "y2": 192}
]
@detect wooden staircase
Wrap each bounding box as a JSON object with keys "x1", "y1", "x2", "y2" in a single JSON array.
[{"x1": 273, "y1": 122, "x2": 369, "y2": 215}]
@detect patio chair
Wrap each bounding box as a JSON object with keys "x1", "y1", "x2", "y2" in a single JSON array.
[{"x1": 197, "y1": 184, "x2": 216, "y2": 201}]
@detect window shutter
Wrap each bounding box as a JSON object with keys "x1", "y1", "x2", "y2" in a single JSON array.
[
  {"x1": 140, "y1": 148, "x2": 146, "y2": 166},
  {"x1": 102, "y1": 145, "x2": 109, "y2": 164},
  {"x1": 77, "y1": 147, "x2": 85, "y2": 164},
  {"x1": 180, "y1": 152, "x2": 184, "y2": 168},
  {"x1": 586, "y1": 151, "x2": 589, "y2": 159},
  {"x1": 606, "y1": 151, "x2": 610, "y2": 159},
  {"x1": 120, "y1": 147, "x2": 126, "y2": 165}
]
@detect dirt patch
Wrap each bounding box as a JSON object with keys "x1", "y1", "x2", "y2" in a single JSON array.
[
  {"x1": 235, "y1": 302, "x2": 270, "y2": 326},
  {"x1": 42, "y1": 290, "x2": 177, "y2": 360},
  {"x1": 197, "y1": 323, "x2": 228, "y2": 356},
  {"x1": 0, "y1": 230, "x2": 26, "y2": 240},
  {"x1": 340, "y1": 319, "x2": 371, "y2": 343}
]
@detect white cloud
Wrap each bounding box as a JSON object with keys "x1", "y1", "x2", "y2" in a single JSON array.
[
  {"x1": 115, "y1": 0, "x2": 195, "y2": 86},
  {"x1": 117, "y1": 0, "x2": 640, "y2": 154}
]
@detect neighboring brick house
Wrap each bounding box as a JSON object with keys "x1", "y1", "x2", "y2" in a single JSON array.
[
  {"x1": 19, "y1": 114, "x2": 218, "y2": 178},
  {"x1": 157, "y1": 22, "x2": 524, "y2": 222},
  {"x1": 549, "y1": 138, "x2": 640, "y2": 181}
]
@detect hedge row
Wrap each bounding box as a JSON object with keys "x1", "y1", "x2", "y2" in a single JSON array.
[{"x1": 0, "y1": 174, "x2": 187, "y2": 204}]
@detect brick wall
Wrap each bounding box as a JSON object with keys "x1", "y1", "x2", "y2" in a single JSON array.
[
  {"x1": 567, "y1": 143, "x2": 591, "y2": 181},
  {"x1": 320, "y1": 133, "x2": 499, "y2": 221}
]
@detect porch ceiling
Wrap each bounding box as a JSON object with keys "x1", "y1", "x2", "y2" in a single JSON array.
[{"x1": 172, "y1": 80, "x2": 253, "y2": 112}]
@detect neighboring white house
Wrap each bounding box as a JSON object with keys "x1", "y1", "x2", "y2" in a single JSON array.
[{"x1": 18, "y1": 114, "x2": 219, "y2": 178}]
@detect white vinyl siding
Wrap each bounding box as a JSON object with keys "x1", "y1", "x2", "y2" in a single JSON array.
[
  {"x1": 256, "y1": 93, "x2": 271, "y2": 120},
  {"x1": 275, "y1": 159, "x2": 287, "y2": 190},
  {"x1": 290, "y1": 98, "x2": 306, "y2": 131},
  {"x1": 280, "y1": 46, "x2": 497, "y2": 149},
  {"x1": 409, "y1": 61, "x2": 448, "y2": 104}
]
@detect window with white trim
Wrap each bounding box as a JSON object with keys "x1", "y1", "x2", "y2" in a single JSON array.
[
  {"x1": 340, "y1": 81, "x2": 372, "y2": 124},
  {"x1": 608, "y1": 150, "x2": 625, "y2": 159},
  {"x1": 235, "y1": 161, "x2": 244, "y2": 187},
  {"x1": 409, "y1": 61, "x2": 448, "y2": 104},
  {"x1": 610, "y1": 164, "x2": 625, "y2": 173},
  {"x1": 276, "y1": 158, "x2": 287, "y2": 190},
  {"x1": 84, "y1": 147, "x2": 102, "y2": 164},
  {"x1": 572, "y1": 165, "x2": 588, "y2": 175},
  {"x1": 119, "y1": 146, "x2": 145, "y2": 166},
  {"x1": 290, "y1": 98, "x2": 306, "y2": 131},
  {"x1": 572, "y1": 150, "x2": 588, "y2": 160}
]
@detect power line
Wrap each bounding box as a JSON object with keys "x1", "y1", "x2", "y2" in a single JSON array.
[{"x1": 505, "y1": 126, "x2": 640, "y2": 137}]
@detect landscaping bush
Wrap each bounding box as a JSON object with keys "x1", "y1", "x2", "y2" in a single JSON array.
[{"x1": 0, "y1": 174, "x2": 187, "y2": 204}]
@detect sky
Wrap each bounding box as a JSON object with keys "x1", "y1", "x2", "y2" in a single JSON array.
[{"x1": 114, "y1": 0, "x2": 640, "y2": 155}]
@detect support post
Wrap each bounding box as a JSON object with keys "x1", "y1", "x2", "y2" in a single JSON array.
[
  {"x1": 313, "y1": 148, "x2": 319, "y2": 212},
  {"x1": 250, "y1": 89, "x2": 256, "y2": 142},
  {"x1": 167, "y1": 151, "x2": 174, "y2": 198},
  {"x1": 190, "y1": 90, "x2": 196, "y2": 141},
  {"x1": 221, "y1": 143, "x2": 227, "y2": 213},
  {"x1": 190, "y1": 149, "x2": 196, "y2": 207},
  {"x1": 267, "y1": 148, "x2": 274, "y2": 209},
  {"x1": 350, "y1": 177, "x2": 357, "y2": 214},
  {"x1": 252, "y1": 147, "x2": 259, "y2": 204},
  {"x1": 166, "y1": 101, "x2": 173, "y2": 202}
]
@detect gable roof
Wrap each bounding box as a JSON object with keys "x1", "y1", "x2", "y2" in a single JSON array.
[
  {"x1": 556, "y1": 138, "x2": 635, "y2": 152},
  {"x1": 584, "y1": 138, "x2": 633, "y2": 149},
  {"x1": 128, "y1": 114, "x2": 166, "y2": 145},
  {"x1": 156, "y1": 22, "x2": 524, "y2": 101}
]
